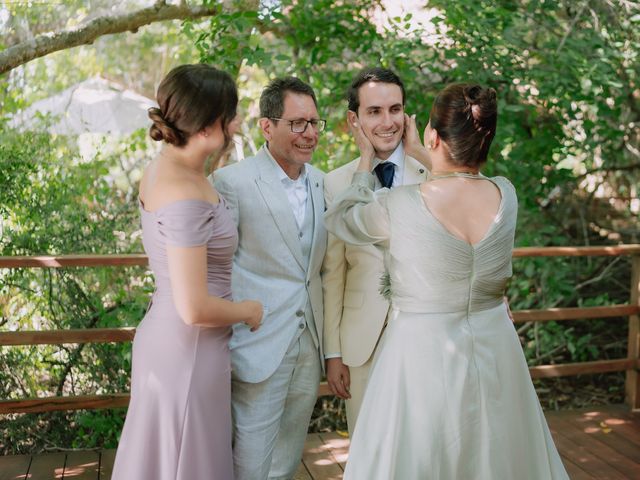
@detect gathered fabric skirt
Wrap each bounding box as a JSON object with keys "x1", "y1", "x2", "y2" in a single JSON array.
[{"x1": 344, "y1": 303, "x2": 569, "y2": 480}]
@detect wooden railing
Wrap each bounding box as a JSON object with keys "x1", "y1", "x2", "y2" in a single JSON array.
[{"x1": 1, "y1": 245, "x2": 639, "y2": 414}]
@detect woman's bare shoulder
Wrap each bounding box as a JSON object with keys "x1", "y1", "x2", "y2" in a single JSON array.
[{"x1": 139, "y1": 163, "x2": 214, "y2": 212}]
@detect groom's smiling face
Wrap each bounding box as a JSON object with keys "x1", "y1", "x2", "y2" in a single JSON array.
[
  {"x1": 354, "y1": 81, "x2": 405, "y2": 161},
  {"x1": 263, "y1": 92, "x2": 319, "y2": 178}
]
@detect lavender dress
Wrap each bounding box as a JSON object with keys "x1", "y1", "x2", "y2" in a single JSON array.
[{"x1": 112, "y1": 198, "x2": 237, "y2": 480}]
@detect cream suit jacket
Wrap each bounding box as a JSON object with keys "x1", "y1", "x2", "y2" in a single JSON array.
[{"x1": 322, "y1": 154, "x2": 427, "y2": 367}]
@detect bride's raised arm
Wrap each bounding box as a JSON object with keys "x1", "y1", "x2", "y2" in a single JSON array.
[{"x1": 323, "y1": 171, "x2": 391, "y2": 247}]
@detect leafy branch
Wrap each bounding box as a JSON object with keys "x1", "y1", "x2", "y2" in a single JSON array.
[{"x1": 0, "y1": 1, "x2": 224, "y2": 75}]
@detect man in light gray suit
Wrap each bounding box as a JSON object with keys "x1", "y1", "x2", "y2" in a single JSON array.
[{"x1": 213, "y1": 77, "x2": 327, "y2": 480}]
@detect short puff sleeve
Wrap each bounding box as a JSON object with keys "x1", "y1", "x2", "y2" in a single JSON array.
[{"x1": 154, "y1": 200, "x2": 217, "y2": 247}]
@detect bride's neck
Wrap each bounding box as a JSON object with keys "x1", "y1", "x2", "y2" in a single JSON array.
[{"x1": 429, "y1": 157, "x2": 480, "y2": 176}]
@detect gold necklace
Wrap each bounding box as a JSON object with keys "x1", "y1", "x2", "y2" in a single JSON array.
[{"x1": 427, "y1": 171, "x2": 484, "y2": 181}]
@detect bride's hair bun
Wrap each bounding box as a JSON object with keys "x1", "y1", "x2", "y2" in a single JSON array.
[
  {"x1": 462, "y1": 85, "x2": 497, "y2": 127},
  {"x1": 148, "y1": 107, "x2": 185, "y2": 146},
  {"x1": 429, "y1": 83, "x2": 498, "y2": 168}
]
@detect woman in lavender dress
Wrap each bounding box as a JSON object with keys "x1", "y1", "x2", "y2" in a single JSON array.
[{"x1": 112, "y1": 64, "x2": 263, "y2": 480}]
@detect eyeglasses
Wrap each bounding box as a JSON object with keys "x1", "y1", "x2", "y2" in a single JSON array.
[{"x1": 269, "y1": 117, "x2": 326, "y2": 133}]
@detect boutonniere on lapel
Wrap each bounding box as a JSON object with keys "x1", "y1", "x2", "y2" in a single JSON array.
[{"x1": 379, "y1": 271, "x2": 392, "y2": 301}]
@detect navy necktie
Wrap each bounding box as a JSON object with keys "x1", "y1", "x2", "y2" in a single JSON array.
[{"x1": 374, "y1": 162, "x2": 395, "y2": 188}]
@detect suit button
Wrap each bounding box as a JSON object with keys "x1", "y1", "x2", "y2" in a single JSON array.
[
  {"x1": 305, "y1": 280, "x2": 310, "y2": 287},
  {"x1": 298, "y1": 323, "x2": 305, "y2": 329},
  {"x1": 295, "y1": 310, "x2": 304, "y2": 317},
  {"x1": 298, "y1": 232, "x2": 303, "y2": 238}
]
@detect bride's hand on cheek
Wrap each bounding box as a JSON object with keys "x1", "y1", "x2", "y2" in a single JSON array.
[{"x1": 403, "y1": 113, "x2": 431, "y2": 170}]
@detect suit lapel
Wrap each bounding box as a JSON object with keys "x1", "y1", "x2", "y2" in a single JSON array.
[
  {"x1": 254, "y1": 150, "x2": 305, "y2": 270},
  {"x1": 402, "y1": 155, "x2": 428, "y2": 184},
  {"x1": 307, "y1": 168, "x2": 325, "y2": 277}
]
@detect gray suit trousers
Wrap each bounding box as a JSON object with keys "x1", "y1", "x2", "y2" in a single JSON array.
[{"x1": 232, "y1": 329, "x2": 321, "y2": 480}]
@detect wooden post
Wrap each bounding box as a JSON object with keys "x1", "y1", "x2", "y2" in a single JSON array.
[{"x1": 626, "y1": 254, "x2": 640, "y2": 410}]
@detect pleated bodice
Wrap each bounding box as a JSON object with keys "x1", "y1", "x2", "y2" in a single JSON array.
[{"x1": 385, "y1": 179, "x2": 516, "y2": 314}]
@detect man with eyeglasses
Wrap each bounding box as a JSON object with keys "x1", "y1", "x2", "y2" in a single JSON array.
[
  {"x1": 321, "y1": 67, "x2": 428, "y2": 435},
  {"x1": 213, "y1": 77, "x2": 327, "y2": 480}
]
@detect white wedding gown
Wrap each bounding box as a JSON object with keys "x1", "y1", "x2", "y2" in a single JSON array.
[{"x1": 324, "y1": 173, "x2": 569, "y2": 480}]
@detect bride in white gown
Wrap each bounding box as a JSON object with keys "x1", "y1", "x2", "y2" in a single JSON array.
[{"x1": 324, "y1": 83, "x2": 569, "y2": 480}]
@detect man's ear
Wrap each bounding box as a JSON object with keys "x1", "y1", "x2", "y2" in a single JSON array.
[
  {"x1": 259, "y1": 117, "x2": 272, "y2": 141},
  {"x1": 347, "y1": 110, "x2": 359, "y2": 128}
]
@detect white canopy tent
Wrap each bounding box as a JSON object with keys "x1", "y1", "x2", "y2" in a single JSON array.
[
  {"x1": 8, "y1": 76, "x2": 248, "y2": 162},
  {"x1": 9, "y1": 77, "x2": 156, "y2": 136}
]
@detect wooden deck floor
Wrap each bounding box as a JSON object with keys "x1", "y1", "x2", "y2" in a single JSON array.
[{"x1": 1, "y1": 405, "x2": 638, "y2": 479}]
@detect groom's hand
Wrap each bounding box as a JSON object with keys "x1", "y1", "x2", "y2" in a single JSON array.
[
  {"x1": 326, "y1": 358, "x2": 351, "y2": 399},
  {"x1": 347, "y1": 111, "x2": 375, "y2": 167}
]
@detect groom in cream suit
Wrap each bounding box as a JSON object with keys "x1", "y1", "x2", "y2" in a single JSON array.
[
  {"x1": 322, "y1": 68, "x2": 427, "y2": 434},
  {"x1": 214, "y1": 77, "x2": 326, "y2": 480}
]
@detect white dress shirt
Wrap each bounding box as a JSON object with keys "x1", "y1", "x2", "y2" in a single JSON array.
[{"x1": 265, "y1": 146, "x2": 309, "y2": 229}]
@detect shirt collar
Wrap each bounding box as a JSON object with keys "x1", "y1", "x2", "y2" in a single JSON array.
[
  {"x1": 262, "y1": 144, "x2": 308, "y2": 183},
  {"x1": 373, "y1": 142, "x2": 405, "y2": 169}
]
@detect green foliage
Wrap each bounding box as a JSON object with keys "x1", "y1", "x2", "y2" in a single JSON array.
[
  {"x1": 73, "y1": 409, "x2": 126, "y2": 449},
  {"x1": 0, "y1": 122, "x2": 152, "y2": 453},
  {"x1": 427, "y1": 0, "x2": 639, "y2": 244}
]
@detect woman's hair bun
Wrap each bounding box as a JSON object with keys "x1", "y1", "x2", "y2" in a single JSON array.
[
  {"x1": 463, "y1": 85, "x2": 497, "y2": 124},
  {"x1": 149, "y1": 64, "x2": 238, "y2": 149},
  {"x1": 148, "y1": 106, "x2": 185, "y2": 146},
  {"x1": 429, "y1": 82, "x2": 498, "y2": 168},
  {"x1": 463, "y1": 84, "x2": 482, "y2": 105}
]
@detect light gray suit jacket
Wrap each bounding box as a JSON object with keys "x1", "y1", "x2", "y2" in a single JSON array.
[{"x1": 213, "y1": 146, "x2": 327, "y2": 383}]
